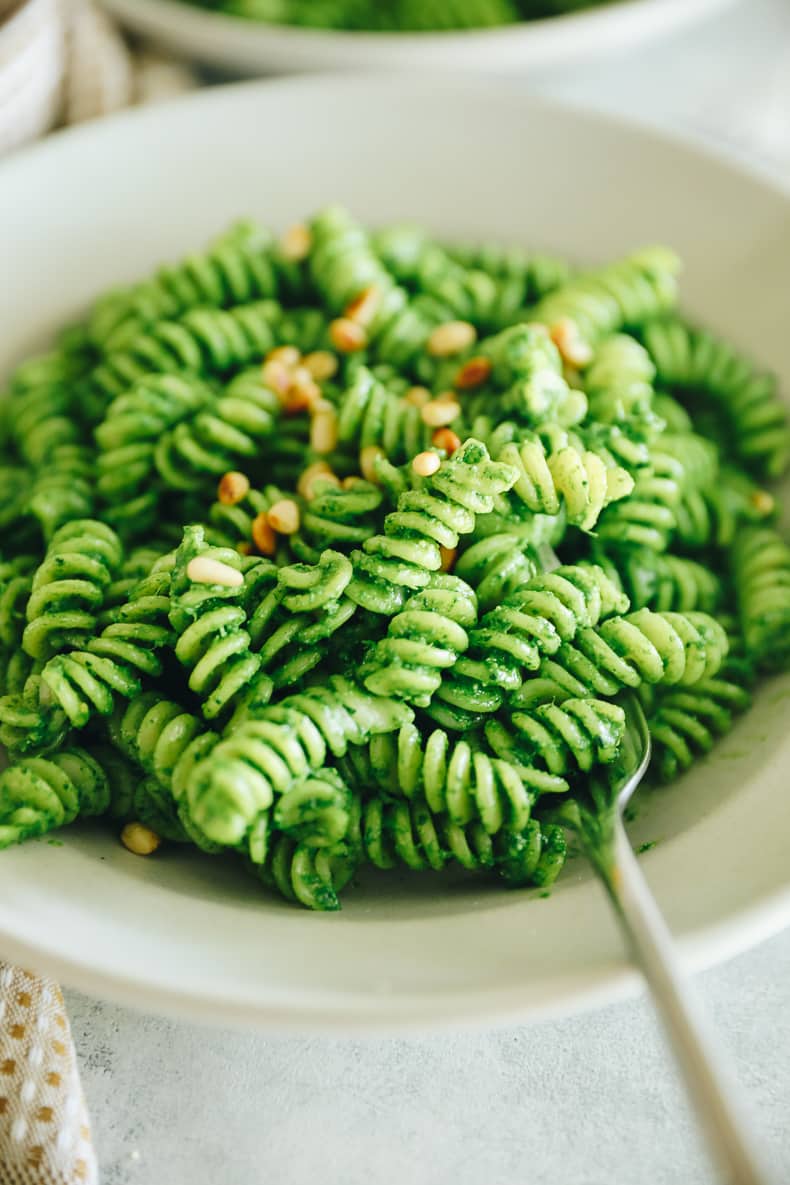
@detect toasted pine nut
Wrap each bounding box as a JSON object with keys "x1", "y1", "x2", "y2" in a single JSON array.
[
  {"x1": 404, "y1": 386, "x2": 432, "y2": 408},
  {"x1": 267, "y1": 498, "x2": 301, "y2": 535},
  {"x1": 121, "y1": 822, "x2": 161, "y2": 856},
  {"x1": 288, "y1": 367, "x2": 322, "y2": 409},
  {"x1": 280, "y1": 223, "x2": 312, "y2": 262},
  {"x1": 310, "y1": 402, "x2": 339, "y2": 455},
  {"x1": 186, "y1": 556, "x2": 244, "y2": 588},
  {"x1": 432, "y1": 428, "x2": 461, "y2": 455},
  {"x1": 427, "y1": 320, "x2": 476, "y2": 357},
  {"x1": 360, "y1": 445, "x2": 385, "y2": 483},
  {"x1": 750, "y1": 489, "x2": 775, "y2": 516},
  {"x1": 330, "y1": 318, "x2": 367, "y2": 353},
  {"x1": 266, "y1": 345, "x2": 301, "y2": 368},
  {"x1": 298, "y1": 461, "x2": 333, "y2": 500},
  {"x1": 455, "y1": 356, "x2": 492, "y2": 390},
  {"x1": 344, "y1": 285, "x2": 380, "y2": 327},
  {"x1": 262, "y1": 358, "x2": 292, "y2": 398},
  {"x1": 550, "y1": 318, "x2": 593, "y2": 368},
  {"x1": 439, "y1": 546, "x2": 458, "y2": 573},
  {"x1": 412, "y1": 451, "x2": 441, "y2": 478},
  {"x1": 421, "y1": 400, "x2": 461, "y2": 428},
  {"x1": 217, "y1": 471, "x2": 250, "y2": 506},
  {"x1": 303, "y1": 350, "x2": 339, "y2": 381},
  {"x1": 252, "y1": 513, "x2": 277, "y2": 556}
]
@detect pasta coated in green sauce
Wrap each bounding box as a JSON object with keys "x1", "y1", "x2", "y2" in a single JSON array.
[{"x1": 0, "y1": 205, "x2": 788, "y2": 911}]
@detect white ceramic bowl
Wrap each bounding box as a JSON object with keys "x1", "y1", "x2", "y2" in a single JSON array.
[
  {"x1": 101, "y1": 0, "x2": 736, "y2": 76},
  {"x1": 0, "y1": 76, "x2": 788, "y2": 1031}
]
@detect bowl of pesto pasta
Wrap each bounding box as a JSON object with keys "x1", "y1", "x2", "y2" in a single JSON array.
[
  {"x1": 0, "y1": 75, "x2": 788, "y2": 1030},
  {"x1": 100, "y1": 0, "x2": 736, "y2": 76}
]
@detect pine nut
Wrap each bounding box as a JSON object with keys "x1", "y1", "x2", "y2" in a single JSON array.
[
  {"x1": 237, "y1": 541, "x2": 253, "y2": 556},
  {"x1": 298, "y1": 461, "x2": 333, "y2": 500},
  {"x1": 217, "y1": 471, "x2": 250, "y2": 506},
  {"x1": 550, "y1": 318, "x2": 593, "y2": 367},
  {"x1": 455, "y1": 356, "x2": 492, "y2": 390},
  {"x1": 344, "y1": 285, "x2": 380, "y2": 327},
  {"x1": 266, "y1": 345, "x2": 301, "y2": 368},
  {"x1": 439, "y1": 546, "x2": 458, "y2": 573},
  {"x1": 267, "y1": 498, "x2": 301, "y2": 535},
  {"x1": 360, "y1": 445, "x2": 385, "y2": 483},
  {"x1": 432, "y1": 428, "x2": 461, "y2": 455},
  {"x1": 121, "y1": 822, "x2": 161, "y2": 856},
  {"x1": 330, "y1": 318, "x2": 367, "y2": 353},
  {"x1": 303, "y1": 350, "x2": 339, "y2": 381},
  {"x1": 412, "y1": 451, "x2": 441, "y2": 477},
  {"x1": 310, "y1": 402, "x2": 339, "y2": 455},
  {"x1": 750, "y1": 489, "x2": 775, "y2": 516},
  {"x1": 427, "y1": 320, "x2": 476, "y2": 357},
  {"x1": 421, "y1": 400, "x2": 461, "y2": 428},
  {"x1": 186, "y1": 556, "x2": 244, "y2": 588},
  {"x1": 262, "y1": 358, "x2": 292, "y2": 398},
  {"x1": 252, "y1": 513, "x2": 277, "y2": 556},
  {"x1": 280, "y1": 223, "x2": 312, "y2": 262},
  {"x1": 404, "y1": 386, "x2": 431, "y2": 408}
]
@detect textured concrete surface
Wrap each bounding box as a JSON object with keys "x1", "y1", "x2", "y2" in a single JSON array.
[{"x1": 67, "y1": 927, "x2": 790, "y2": 1185}]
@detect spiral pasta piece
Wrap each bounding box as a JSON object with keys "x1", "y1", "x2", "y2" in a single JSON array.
[
  {"x1": 273, "y1": 767, "x2": 354, "y2": 849},
  {"x1": 346, "y1": 439, "x2": 518, "y2": 616},
  {"x1": 89, "y1": 299, "x2": 283, "y2": 400},
  {"x1": 642, "y1": 318, "x2": 790, "y2": 479},
  {"x1": 254, "y1": 834, "x2": 359, "y2": 912},
  {"x1": 498, "y1": 429, "x2": 634, "y2": 531},
  {"x1": 512, "y1": 609, "x2": 729, "y2": 708},
  {"x1": 427, "y1": 563, "x2": 628, "y2": 730},
  {"x1": 154, "y1": 368, "x2": 283, "y2": 492},
  {"x1": 251, "y1": 549, "x2": 360, "y2": 691},
  {"x1": 26, "y1": 443, "x2": 95, "y2": 541},
  {"x1": 291, "y1": 475, "x2": 383, "y2": 564},
  {"x1": 583, "y1": 333, "x2": 656, "y2": 422},
  {"x1": 89, "y1": 221, "x2": 282, "y2": 349},
  {"x1": 341, "y1": 721, "x2": 565, "y2": 834},
  {"x1": 22, "y1": 520, "x2": 123, "y2": 661},
  {"x1": 529, "y1": 246, "x2": 681, "y2": 345},
  {"x1": 95, "y1": 373, "x2": 214, "y2": 533},
  {"x1": 484, "y1": 698, "x2": 627, "y2": 776},
  {"x1": 31, "y1": 554, "x2": 177, "y2": 736},
  {"x1": 645, "y1": 669, "x2": 753, "y2": 782},
  {"x1": 358, "y1": 794, "x2": 566, "y2": 887},
  {"x1": 336, "y1": 366, "x2": 433, "y2": 462},
  {"x1": 183, "y1": 676, "x2": 413, "y2": 847},
  {"x1": 361, "y1": 572, "x2": 478, "y2": 705},
  {"x1": 730, "y1": 526, "x2": 790, "y2": 670},
  {"x1": 595, "y1": 547, "x2": 723, "y2": 614},
  {"x1": 0, "y1": 746, "x2": 113, "y2": 847},
  {"x1": 169, "y1": 527, "x2": 273, "y2": 719},
  {"x1": 454, "y1": 532, "x2": 539, "y2": 614}
]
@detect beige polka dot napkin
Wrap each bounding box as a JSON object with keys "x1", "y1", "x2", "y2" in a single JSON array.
[{"x1": 0, "y1": 962, "x2": 96, "y2": 1185}]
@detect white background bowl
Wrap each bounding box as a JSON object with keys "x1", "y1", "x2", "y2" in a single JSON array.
[
  {"x1": 101, "y1": 0, "x2": 736, "y2": 76},
  {"x1": 0, "y1": 76, "x2": 788, "y2": 1030}
]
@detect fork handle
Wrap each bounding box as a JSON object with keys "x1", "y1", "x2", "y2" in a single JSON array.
[{"x1": 600, "y1": 820, "x2": 773, "y2": 1185}]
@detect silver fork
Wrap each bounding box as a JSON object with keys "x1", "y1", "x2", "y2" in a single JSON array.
[{"x1": 536, "y1": 544, "x2": 772, "y2": 1185}]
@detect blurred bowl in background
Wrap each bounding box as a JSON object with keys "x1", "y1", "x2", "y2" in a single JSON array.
[
  {"x1": 101, "y1": 0, "x2": 737, "y2": 77},
  {"x1": 0, "y1": 0, "x2": 64, "y2": 153}
]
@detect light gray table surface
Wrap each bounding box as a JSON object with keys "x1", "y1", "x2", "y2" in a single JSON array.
[{"x1": 65, "y1": 2, "x2": 790, "y2": 1182}]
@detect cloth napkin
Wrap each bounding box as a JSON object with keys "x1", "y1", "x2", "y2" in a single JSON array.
[
  {"x1": 0, "y1": 6, "x2": 196, "y2": 1181},
  {"x1": 0, "y1": 963, "x2": 96, "y2": 1184}
]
